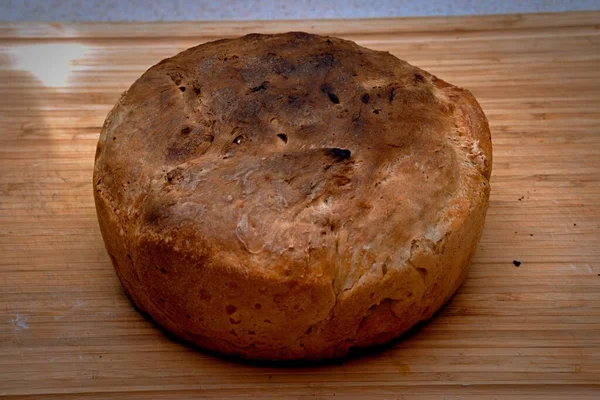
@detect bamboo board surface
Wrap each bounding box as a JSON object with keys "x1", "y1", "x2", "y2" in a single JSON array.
[{"x1": 1, "y1": 11, "x2": 599, "y2": 399}]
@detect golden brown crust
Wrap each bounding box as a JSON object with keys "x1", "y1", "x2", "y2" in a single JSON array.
[{"x1": 93, "y1": 32, "x2": 491, "y2": 360}]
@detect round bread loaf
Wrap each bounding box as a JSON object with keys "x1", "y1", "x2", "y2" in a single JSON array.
[{"x1": 94, "y1": 32, "x2": 492, "y2": 360}]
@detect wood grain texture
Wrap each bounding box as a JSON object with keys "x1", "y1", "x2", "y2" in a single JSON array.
[{"x1": 1, "y1": 11, "x2": 599, "y2": 399}]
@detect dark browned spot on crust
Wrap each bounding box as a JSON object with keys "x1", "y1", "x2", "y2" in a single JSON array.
[
  {"x1": 181, "y1": 126, "x2": 191, "y2": 134},
  {"x1": 166, "y1": 167, "x2": 183, "y2": 183},
  {"x1": 179, "y1": 86, "x2": 186, "y2": 92},
  {"x1": 250, "y1": 81, "x2": 269, "y2": 93},
  {"x1": 414, "y1": 73, "x2": 424, "y2": 83},
  {"x1": 389, "y1": 88, "x2": 396, "y2": 103},
  {"x1": 277, "y1": 133, "x2": 288, "y2": 143},
  {"x1": 361, "y1": 93, "x2": 370, "y2": 104},
  {"x1": 226, "y1": 305, "x2": 237, "y2": 315},
  {"x1": 324, "y1": 147, "x2": 351, "y2": 160},
  {"x1": 320, "y1": 83, "x2": 340, "y2": 104},
  {"x1": 328, "y1": 92, "x2": 340, "y2": 104}
]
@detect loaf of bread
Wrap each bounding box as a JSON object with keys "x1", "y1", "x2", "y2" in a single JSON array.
[{"x1": 93, "y1": 32, "x2": 492, "y2": 360}]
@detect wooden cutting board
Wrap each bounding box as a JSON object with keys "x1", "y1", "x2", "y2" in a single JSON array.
[{"x1": 1, "y1": 11, "x2": 599, "y2": 399}]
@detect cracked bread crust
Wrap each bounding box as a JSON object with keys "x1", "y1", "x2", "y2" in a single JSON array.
[{"x1": 93, "y1": 32, "x2": 492, "y2": 360}]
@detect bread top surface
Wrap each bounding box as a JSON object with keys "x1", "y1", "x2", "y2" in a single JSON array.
[{"x1": 94, "y1": 32, "x2": 491, "y2": 293}]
